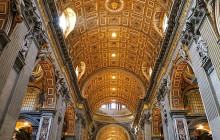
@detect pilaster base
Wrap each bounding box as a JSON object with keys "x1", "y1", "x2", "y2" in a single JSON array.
[
  {"x1": 152, "y1": 136, "x2": 163, "y2": 140},
  {"x1": 64, "y1": 135, "x2": 76, "y2": 140},
  {"x1": 170, "y1": 110, "x2": 188, "y2": 119}
]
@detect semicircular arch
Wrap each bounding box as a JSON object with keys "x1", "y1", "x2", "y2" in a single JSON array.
[{"x1": 96, "y1": 124, "x2": 130, "y2": 140}]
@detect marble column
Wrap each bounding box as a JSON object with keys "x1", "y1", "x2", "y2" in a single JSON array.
[
  {"x1": 156, "y1": 78, "x2": 176, "y2": 140},
  {"x1": 0, "y1": 35, "x2": 39, "y2": 140},
  {"x1": 163, "y1": 94, "x2": 176, "y2": 140},
  {"x1": 140, "y1": 110, "x2": 152, "y2": 140},
  {"x1": 170, "y1": 110, "x2": 190, "y2": 140},
  {"x1": 181, "y1": 2, "x2": 220, "y2": 138},
  {"x1": 74, "y1": 110, "x2": 86, "y2": 140}
]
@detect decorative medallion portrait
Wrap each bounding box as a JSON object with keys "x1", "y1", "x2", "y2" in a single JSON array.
[{"x1": 105, "y1": 0, "x2": 124, "y2": 13}]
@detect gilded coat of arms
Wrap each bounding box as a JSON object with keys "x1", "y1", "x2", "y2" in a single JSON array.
[{"x1": 105, "y1": 0, "x2": 124, "y2": 12}]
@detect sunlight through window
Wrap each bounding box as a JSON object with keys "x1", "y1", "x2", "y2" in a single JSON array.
[
  {"x1": 163, "y1": 14, "x2": 168, "y2": 32},
  {"x1": 59, "y1": 8, "x2": 76, "y2": 37},
  {"x1": 101, "y1": 105, "x2": 107, "y2": 109},
  {"x1": 111, "y1": 102, "x2": 117, "y2": 110}
]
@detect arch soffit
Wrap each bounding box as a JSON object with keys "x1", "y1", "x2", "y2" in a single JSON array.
[
  {"x1": 170, "y1": 61, "x2": 196, "y2": 110},
  {"x1": 96, "y1": 124, "x2": 130, "y2": 140},
  {"x1": 33, "y1": 57, "x2": 56, "y2": 108},
  {"x1": 81, "y1": 68, "x2": 146, "y2": 97}
]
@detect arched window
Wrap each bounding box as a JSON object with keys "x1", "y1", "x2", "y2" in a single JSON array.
[
  {"x1": 154, "y1": 11, "x2": 169, "y2": 34},
  {"x1": 162, "y1": 14, "x2": 168, "y2": 32},
  {"x1": 60, "y1": 8, "x2": 76, "y2": 37},
  {"x1": 100, "y1": 102, "x2": 127, "y2": 111},
  {"x1": 75, "y1": 62, "x2": 86, "y2": 81},
  {"x1": 142, "y1": 62, "x2": 152, "y2": 79}
]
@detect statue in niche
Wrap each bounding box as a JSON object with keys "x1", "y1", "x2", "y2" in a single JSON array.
[
  {"x1": 11, "y1": 0, "x2": 23, "y2": 23},
  {"x1": 39, "y1": 84, "x2": 46, "y2": 108},
  {"x1": 20, "y1": 38, "x2": 31, "y2": 58},
  {"x1": 55, "y1": 71, "x2": 65, "y2": 96}
]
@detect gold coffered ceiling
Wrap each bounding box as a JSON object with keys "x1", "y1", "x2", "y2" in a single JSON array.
[
  {"x1": 83, "y1": 71, "x2": 144, "y2": 114},
  {"x1": 97, "y1": 125, "x2": 129, "y2": 140},
  {"x1": 70, "y1": 26, "x2": 161, "y2": 86},
  {"x1": 57, "y1": 0, "x2": 172, "y2": 40},
  {"x1": 56, "y1": 0, "x2": 173, "y2": 119}
]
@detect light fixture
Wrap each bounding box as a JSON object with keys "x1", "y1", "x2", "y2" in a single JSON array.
[
  {"x1": 112, "y1": 53, "x2": 116, "y2": 57},
  {"x1": 198, "y1": 125, "x2": 204, "y2": 129},
  {"x1": 112, "y1": 99, "x2": 116, "y2": 101},
  {"x1": 112, "y1": 32, "x2": 116, "y2": 37},
  {"x1": 24, "y1": 122, "x2": 29, "y2": 126},
  {"x1": 112, "y1": 76, "x2": 116, "y2": 79},
  {"x1": 112, "y1": 88, "x2": 116, "y2": 91}
]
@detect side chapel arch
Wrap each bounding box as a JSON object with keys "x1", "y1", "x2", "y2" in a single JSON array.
[
  {"x1": 33, "y1": 51, "x2": 57, "y2": 108},
  {"x1": 170, "y1": 61, "x2": 205, "y2": 113}
]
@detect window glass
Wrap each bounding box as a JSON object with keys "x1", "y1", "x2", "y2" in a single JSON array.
[
  {"x1": 60, "y1": 8, "x2": 76, "y2": 37},
  {"x1": 111, "y1": 102, "x2": 117, "y2": 110},
  {"x1": 163, "y1": 14, "x2": 168, "y2": 32}
]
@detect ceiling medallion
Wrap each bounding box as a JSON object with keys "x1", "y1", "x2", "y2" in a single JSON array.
[{"x1": 105, "y1": 0, "x2": 124, "y2": 13}]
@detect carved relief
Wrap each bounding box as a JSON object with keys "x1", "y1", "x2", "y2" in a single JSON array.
[
  {"x1": 196, "y1": 36, "x2": 209, "y2": 62},
  {"x1": 176, "y1": 120, "x2": 187, "y2": 140},
  {"x1": 19, "y1": 0, "x2": 49, "y2": 59},
  {"x1": 157, "y1": 78, "x2": 168, "y2": 102},
  {"x1": 38, "y1": 117, "x2": 52, "y2": 140}
]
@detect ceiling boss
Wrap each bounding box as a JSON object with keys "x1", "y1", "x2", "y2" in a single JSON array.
[{"x1": 105, "y1": 0, "x2": 124, "y2": 12}]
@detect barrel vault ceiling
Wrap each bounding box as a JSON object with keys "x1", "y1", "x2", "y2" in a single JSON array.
[{"x1": 56, "y1": 0, "x2": 173, "y2": 118}]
